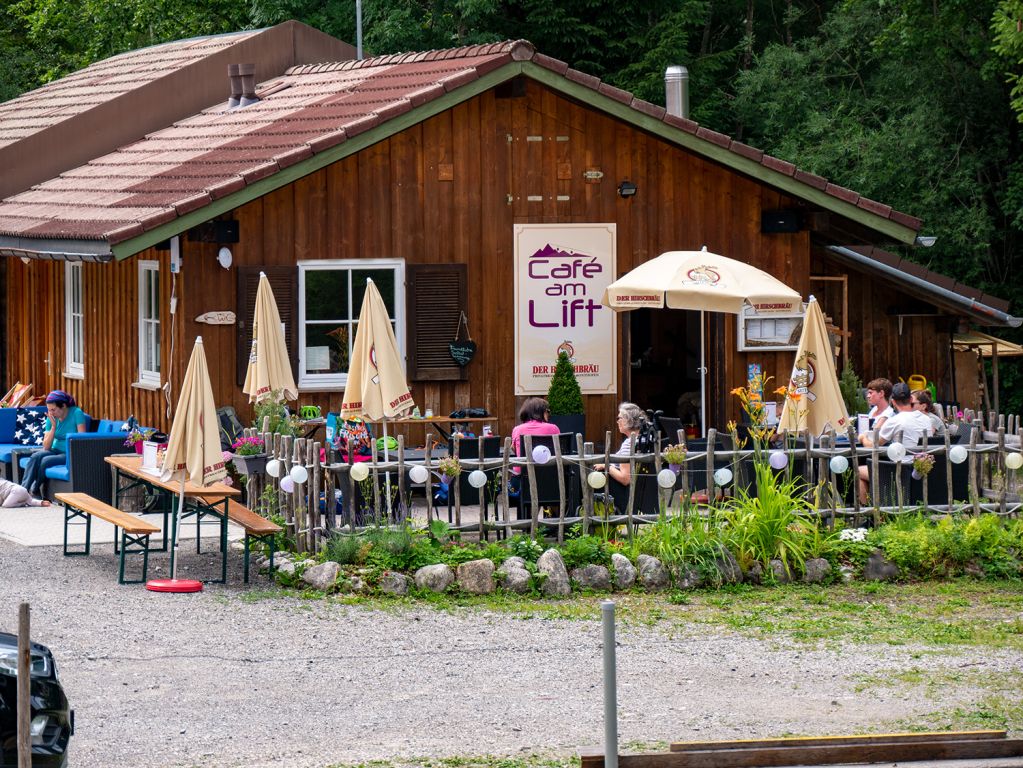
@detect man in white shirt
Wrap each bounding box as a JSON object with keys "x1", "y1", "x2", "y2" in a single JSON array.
[
  {"x1": 858, "y1": 382, "x2": 934, "y2": 503},
  {"x1": 865, "y1": 377, "x2": 896, "y2": 429}
]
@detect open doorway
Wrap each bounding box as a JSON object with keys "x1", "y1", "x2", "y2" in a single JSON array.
[{"x1": 628, "y1": 308, "x2": 703, "y2": 429}]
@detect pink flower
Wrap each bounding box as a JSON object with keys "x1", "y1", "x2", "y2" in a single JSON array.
[
  {"x1": 222, "y1": 450, "x2": 233, "y2": 462},
  {"x1": 222, "y1": 475, "x2": 233, "y2": 487}
]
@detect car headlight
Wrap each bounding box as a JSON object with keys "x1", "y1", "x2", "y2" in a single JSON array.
[
  {"x1": 30, "y1": 715, "x2": 49, "y2": 744},
  {"x1": 0, "y1": 647, "x2": 52, "y2": 677}
]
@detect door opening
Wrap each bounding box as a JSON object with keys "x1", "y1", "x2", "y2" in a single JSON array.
[{"x1": 628, "y1": 308, "x2": 703, "y2": 432}]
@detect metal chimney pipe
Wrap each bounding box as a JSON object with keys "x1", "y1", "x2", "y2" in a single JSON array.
[
  {"x1": 227, "y1": 63, "x2": 242, "y2": 109},
  {"x1": 238, "y1": 63, "x2": 259, "y2": 107},
  {"x1": 665, "y1": 65, "x2": 689, "y2": 119}
]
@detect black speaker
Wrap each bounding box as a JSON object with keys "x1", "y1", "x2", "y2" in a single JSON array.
[
  {"x1": 761, "y1": 210, "x2": 802, "y2": 233},
  {"x1": 188, "y1": 220, "x2": 239, "y2": 243}
]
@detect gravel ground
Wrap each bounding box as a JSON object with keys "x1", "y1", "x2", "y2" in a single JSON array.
[{"x1": 2, "y1": 537, "x2": 1021, "y2": 768}]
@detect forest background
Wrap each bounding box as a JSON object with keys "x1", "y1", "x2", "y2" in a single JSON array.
[{"x1": 3, "y1": 0, "x2": 1023, "y2": 411}]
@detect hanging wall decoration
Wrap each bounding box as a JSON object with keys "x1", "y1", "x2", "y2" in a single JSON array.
[{"x1": 449, "y1": 311, "x2": 477, "y2": 367}]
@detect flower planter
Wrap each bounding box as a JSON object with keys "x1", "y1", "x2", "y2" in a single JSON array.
[
  {"x1": 232, "y1": 453, "x2": 268, "y2": 475},
  {"x1": 133, "y1": 440, "x2": 144, "y2": 455},
  {"x1": 912, "y1": 469, "x2": 923, "y2": 481},
  {"x1": 668, "y1": 463, "x2": 682, "y2": 473}
]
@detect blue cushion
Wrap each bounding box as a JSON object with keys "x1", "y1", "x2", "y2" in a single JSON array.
[
  {"x1": 0, "y1": 409, "x2": 16, "y2": 443},
  {"x1": 44, "y1": 464, "x2": 70, "y2": 481},
  {"x1": 0, "y1": 443, "x2": 24, "y2": 462},
  {"x1": 14, "y1": 408, "x2": 46, "y2": 446},
  {"x1": 95, "y1": 419, "x2": 129, "y2": 434}
]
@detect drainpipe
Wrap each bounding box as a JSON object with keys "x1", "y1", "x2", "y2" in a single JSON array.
[{"x1": 665, "y1": 65, "x2": 689, "y2": 119}]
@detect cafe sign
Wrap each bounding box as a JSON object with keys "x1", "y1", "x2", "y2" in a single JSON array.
[{"x1": 514, "y1": 224, "x2": 617, "y2": 395}]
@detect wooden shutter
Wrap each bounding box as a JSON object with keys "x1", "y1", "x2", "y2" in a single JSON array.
[
  {"x1": 406, "y1": 263, "x2": 467, "y2": 381},
  {"x1": 236, "y1": 266, "x2": 298, "y2": 386}
]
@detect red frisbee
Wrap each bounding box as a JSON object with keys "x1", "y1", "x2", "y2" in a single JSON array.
[{"x1": 145, "y1": 578, "x2": 203, "y2": 593}]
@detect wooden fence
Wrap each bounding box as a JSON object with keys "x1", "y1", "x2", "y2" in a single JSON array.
[{"x1": 238, "y1": 413, "x2": 1023, "y2": 555}]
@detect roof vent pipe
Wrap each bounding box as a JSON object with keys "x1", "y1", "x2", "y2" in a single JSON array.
[
  {"x1": 227, "y1": 63, "x2": 242, "y2": 109},
  {"x1": 665, "y1": 65, "x2": 689, "y2": 119},
  {"x1": 238, "y1": 63, "x2": 259, "y2": 107}
]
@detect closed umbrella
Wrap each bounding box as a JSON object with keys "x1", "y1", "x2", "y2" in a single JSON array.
[
  {"x1": 340, "y1": 279, "x2": 415, "y2": 514},
  {"x1": 243, "y1": 272, "x2": 298, "y2": 403},
  {"x1": 602, "y1": 247, "x2": 801, "y2": 434},
  {"x1": 150, "y1": 336, "x2": 227, "y2": 592},
  {"x1": 778, "y1": 295, "x2": 849, "y2": 437}
]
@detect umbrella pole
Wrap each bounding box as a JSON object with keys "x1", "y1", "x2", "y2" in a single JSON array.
[
  {"x1": 700, "y1": 310, "x2": 707, "y2": 437},
  {"x1": 170, "y1": 475, "x2": 185, "y2": 580},
  {"x1": 383, "y1": 418, "x2": 393, "y2": 519}
]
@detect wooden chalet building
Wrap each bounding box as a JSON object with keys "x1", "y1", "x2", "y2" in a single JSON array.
[{"x1": 0, "y1": 24, "x2": 1017, "y2": 439}]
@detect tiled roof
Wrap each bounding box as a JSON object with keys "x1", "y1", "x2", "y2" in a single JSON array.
[
  {"x1": 0, "y1": 30, "x2": 262, "y2": 150},
  {"x1": 0, "y1": 38, "x2": 922, "y2": 248}
]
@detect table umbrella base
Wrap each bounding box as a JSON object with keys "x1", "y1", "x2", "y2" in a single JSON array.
[{"x1": 145, "y1": 578, "x2": 203, "y2": 593}]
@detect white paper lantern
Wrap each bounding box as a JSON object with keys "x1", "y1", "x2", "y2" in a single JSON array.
[
  {"x1": 350, "y1": 462, "x2": 370, "y2": 482},
  {"x1": 587, "y1": 470, "x2": 607, "y2": 489},
  {"x1": 657, "y1": 468, "x2": 677, "y2": 488},
  {"x1": 949, "y1": 445, "x2": 968, "y2": 465},
  {"x1": 886, "y1": 442, "x2": 906, "y2": 462},
  {"x1": 713, "y1": 467, "x2": 733, "y2": 486},
  {"x1": 468, "y1": 469, "x2": 488, "y2": 488},
  {"x1": 408, "y1": 464, "x2": 429, "y2": 484},
  {"x1": 279, "y1": 476, "x2": 295, "y2": 493},
  {"x1": 829, "y1": 455, "x2": 849, "y2": 474},
  {"x1": 290, "y1": 464, "x2": 308, "y2": 484},
  {"x1": 1006, "y1": 452, "x2": 1023, "y2": 470},
  {"x1": 265, "y1": 459, "x2": 282, "y2": 478},
  {"x1": 532, "y1": 445, "x2": 551, "y2": 464},
  {"x1": 769, "y1": 451, "x2": 788, "y2": 470}
]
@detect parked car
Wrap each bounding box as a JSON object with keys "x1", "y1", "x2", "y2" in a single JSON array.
[{"x1": 0, "y1": 632, "x2": 73, "y2": 767}]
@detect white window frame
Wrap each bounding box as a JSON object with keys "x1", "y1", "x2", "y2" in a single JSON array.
[
  {"x1": 64, "y1": 262, "x2": 84, "y2": 378},
  {"x1": 297, "y1": 259, "x2": 405, "y2": 390},
  {"x1": 137, "y1": 260, "x2": 161, "y2": 386}
]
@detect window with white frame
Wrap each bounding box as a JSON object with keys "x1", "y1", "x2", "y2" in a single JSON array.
[
  {"x1": 64, "y1": 262, "x2": 84, "y2": 377},
  {"x1": 298, "y1": 260, "x2": 404, "y2": 389},
  {"x1": 138, "y1": 260, "x2": 161, "y2": 385}
]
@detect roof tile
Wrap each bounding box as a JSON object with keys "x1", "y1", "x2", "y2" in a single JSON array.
[
  {"x1": 274, "y1": 145, "x2": 313, "y2": 169},
  {"x1": 565, "y1": 68, "x2": 600, "y2": 90},
  {"x1": 729, "y1": 141, "x2": 764, "y2": 162},
  {"x1": 825, "y1": 183, "x2": 859, "y2": 205},
  {"x1": 597, "y1": 82, "x2": 631, "y2": 106},
  {"x1": 631, "y1": 99, "x2": 666, "y2": 121},
  {"x1": 240, "y1": 161, "x2": 280, "y2": 184},
  {"x1": 173, "y1": 191, "x2": 213, "y2": 215},
  {"x1": 696, "y1": 126, "x2": 730, "y2": 148},
  {"x1": 530, "y1": 53, "x2": 568, "y2": 75},
  {"x1": 857, "y1": 197, "x2": 892, "y2": 218},
  {"x1": 889, "y1": 209, "x2": 922, "y2": 231},
  {"x1": 663, "y1": 113, "x2": 699, "y2": 134},
  {"x1": 793, "y1": 169, "x2": 828, "y2": 190},
  {"x1": 307, "y1": 129, "x2": 348, "y2": 154},
  {"x1": 206, "y1": 176, "x2": 246, "y2": 199},
  {"x1": 761, "y1": 155, "x2": 796, "y2": 176},
  {"x1": 439, "y1": 68, "x2": 479, "y2": 92}
]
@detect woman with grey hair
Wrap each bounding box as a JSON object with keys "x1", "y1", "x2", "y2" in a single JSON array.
[{"x1": 595, "y1": 401, "x2": 649, "y2": 486}]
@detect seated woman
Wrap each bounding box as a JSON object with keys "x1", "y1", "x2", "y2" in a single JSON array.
[
  {"x1": 911, "y1": 389, "x2": 946, "y2": 434},
  {"x1": 0, "y1": 478, "x2": 50, "y2": 507},
  {"x1": 595, "y1": 401, "x2": 650, "y2": 487},
  {"x1": 20, "y1": 390, "x2": 88, "y2": 498},
  {"x1": 509, "y1": 397, "x2": 561, "y2": 491}
]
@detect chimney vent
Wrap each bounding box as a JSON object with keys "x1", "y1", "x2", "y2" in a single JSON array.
[
  {"x1": 227, "y1": 63, "x2": 242, "y2": 109},
  {"x1": 237, "y1": 63, "x2": 259, "y2": 107},
  {"x1": 665, "y1": 65, "x2": 689, "y2": 119}
]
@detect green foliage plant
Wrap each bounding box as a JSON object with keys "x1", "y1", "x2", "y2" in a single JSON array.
[
  {"x1": 628, "y1": 509, "x2": 728, "y2": 583},
  {"x1": 558, "y1": 534, "x2": 612, "y2": 570},
  {"x1": 838, "y1": 362, "x2": 869, "y2": 416},
  {"x1": 547, "y1": 351, "x2": 584, "y2": 416},
  {"x1": 721, "y1": 461, "x2": 816, "y2": 577},
  {"x1": 253, "y1": 390, "x2": 301, "y2": 436},
  {"x1": 507, "y1": 534, "x2": 545, "y2": 563}
]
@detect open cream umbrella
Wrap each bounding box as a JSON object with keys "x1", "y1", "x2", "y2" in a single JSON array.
[
  {"x1": 778, "y1": 295, "x2": 849, "y2": 437},
  {"x1": 151, "y1": 336, "x2": 227, "y2": 591},
  {"x1": 340, "y1": 279, "x2": 415, "y2": 514},
  {"x1": 602, "y1": 247, "x2": 802, "y2": 434},
  {"x1": 243, "y1": 271, "x2": 298, "y2": 403}
]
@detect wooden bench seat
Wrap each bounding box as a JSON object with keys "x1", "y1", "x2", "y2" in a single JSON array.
[
  {"x1": 224, "y1": 499, "x2": 283, "y2": 583},
  {"x1": 56, "y1": 492, "x2": 160, "y2": 584}
]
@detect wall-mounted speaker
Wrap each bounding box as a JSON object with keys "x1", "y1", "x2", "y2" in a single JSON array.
[
  {"x1": 188, "y1": 220, "x2": 239, "y2": 244},
  {"x1": 761, "y1": 210, "x2": 802, "y2": 234}
]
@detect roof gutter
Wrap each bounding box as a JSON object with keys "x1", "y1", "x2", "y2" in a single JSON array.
[
  {"x1": 826, "y1": 244, "x2": 1021, "y2": 328},
  {"x1": 0, "y1": 237, "x2": 114, "y2": 263}
]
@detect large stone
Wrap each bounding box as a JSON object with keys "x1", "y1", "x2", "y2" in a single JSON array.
[
  {"x1": 379, "y1": 571, "x2": 410, "y2": 596},
  {"x1": 276, "y1": 560, "x2": 296, "y2": 577},
  {"x1": 770, "y1": 559, "x2": 793, "y2": 584},
  {"x1": 537, "y1": 549, "x2": 571, "y2": 596},
  {"x1": 637, "y1": 554, "x2": 669, "y2": 591},
  {"x1": 498, "y1": 565, "x2": 531, "y2": 594},
  {"x1": 611, "y1": 553, "x2": 636, "y2": 590},
  {"x1": 301, "y1": 561, "x2": 341, "y2": 591},
  {"x1": 671, "y1": 565, "x2": 702, "y2": 590},
  {"x1": 864, "y1": 550, "x2": 900, "y2": 581},
  {"x1": 497, "y1": 556, "x2": 527, "y2": 575},
  {"x1": 571, "y1": 564, "x2": 612, "y2": 591},
  {"x1": 746, "y1": 561, "x2": 764, "y2": 585},
  {"x1": 414, "y1": 563, "x2": 455, "y2": 593},
  {"x1": 457, "y1": 559, "x2": 496, "y2": 594},
  {"x1": 715, "y1": 550, "x2": 742, "y2": 584},
  {"x1": 803, "y1": 557, "x2": 832, "y2": 583}
]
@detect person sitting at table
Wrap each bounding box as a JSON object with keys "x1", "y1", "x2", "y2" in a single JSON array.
[
  {"x1": 510, "y1": 397, "x2": 560, "y2": 480},
  {"x1": 0, "y1": 477, "x2": 50, "y2": 507},
  {"x1": 594, "y1": 401, "x2": 653, "y2": 487},
  {"x1": 864, "y1": 377, "x2": 895, "y2": 430},
  {"x1": 857, "y1": 382, "x2": 933, "y2": 503},
  {"x1": 20, "y1": 390, "x2": 88, "y2": 499},
  {"x1": 911, "y1": 389, "x2": 946, "y2": 434}
]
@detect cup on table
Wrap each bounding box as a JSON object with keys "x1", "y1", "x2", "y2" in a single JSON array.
[{"x1": 424, "y1": 409, "x2": 434, "y2": 418}]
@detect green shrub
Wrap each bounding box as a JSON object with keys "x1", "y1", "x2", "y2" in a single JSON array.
[
  {"x1": 628, "y1": 510, "x2": 727, "y2": 581},
  {"x1": 547, "y1": 351, "x2": 583, "y2": 415},
  {"x1": 507, "y1": 534, "x2": 545, "y2": 563},
  {"x1": 324, "y1": 532, "x2": 370, "y2": 565},
  {"x1": 559, "y1": 534, "x2": 612, "y2": 569}
]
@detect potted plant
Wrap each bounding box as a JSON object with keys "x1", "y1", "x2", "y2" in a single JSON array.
[
  {"x1": 663, "y1": 444, "x2": 688, "y2": 472},
  {"x1": 231, "y1": 435, "x2": 267, "y2": 475},
  {"x1": 437, "y1": 456, "x2": 462, "y2": 485},
  {"x1": 911, "y1": 453, "x2": 935, "y2": 481},
  {"x1": 123, "y1": 426, "x2": 155, "y2": 454},
  {"x1": 547, "y1": 350, "x2": 585, "y2": 437}
]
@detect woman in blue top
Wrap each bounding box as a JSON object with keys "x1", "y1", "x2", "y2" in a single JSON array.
[{"x1": 21, "y1": 390, "x2": 88, "y2": 497}]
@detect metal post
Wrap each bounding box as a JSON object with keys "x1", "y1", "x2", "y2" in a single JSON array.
[
  {"x1": 17, "y1": 602, "x2": 30, "y2": 768},
  {"x1": 601, "y1": 600, "x2": 619, "y2": 768},
  {"x1": 356, "y1": 0, "x2": 364, "y2": 60}
]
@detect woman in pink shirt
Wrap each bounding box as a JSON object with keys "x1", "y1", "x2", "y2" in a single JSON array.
[{"x1": 510, "y1": 397, "x2": 561, "y2": 477}]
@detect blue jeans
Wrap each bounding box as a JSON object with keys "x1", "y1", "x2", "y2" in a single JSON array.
[{"x1": 20, "y1": 449, "x2": 64, "y2": 496}]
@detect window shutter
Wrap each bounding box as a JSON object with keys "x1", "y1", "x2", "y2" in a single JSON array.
[
  {"x1": 237, "y1": 266, "x2": 298, "y2": 387},
  {"x1": 406, "y1": 263, "x2": 467, "y2": 381}
]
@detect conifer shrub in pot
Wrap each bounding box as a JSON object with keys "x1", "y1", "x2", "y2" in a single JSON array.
[{"x1": 547, "y1": 350, "x2": 585, "y2": 437}]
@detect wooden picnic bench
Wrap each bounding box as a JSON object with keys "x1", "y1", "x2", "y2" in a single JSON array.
[
  {"x1": 223, "y1": 499, "x2": 283, "y2": 583},
  {"x1": 56, "y1": 491, "x2": 160, "y2": 585}
]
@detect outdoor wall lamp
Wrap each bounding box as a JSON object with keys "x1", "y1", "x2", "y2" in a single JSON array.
[
  {"x1": 618, "y1": 181, "x2": 638, "y2": 198},
  {"x1": 217, "y1": 246, "x2": 233, "y2": 270}
]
